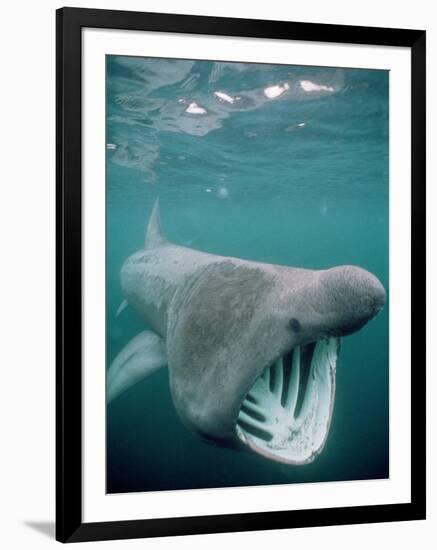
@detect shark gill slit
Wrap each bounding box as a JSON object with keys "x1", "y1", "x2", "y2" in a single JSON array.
[{"x1": 236, "y1": 344, "x2": 316, "y2": 442}]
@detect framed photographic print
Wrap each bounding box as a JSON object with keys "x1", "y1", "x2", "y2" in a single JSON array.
[{"x1": 56, "y1": 7, "x2": 426, "y2": 543}]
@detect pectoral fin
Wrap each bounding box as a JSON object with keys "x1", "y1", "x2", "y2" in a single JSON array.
[
  {"x1": 107, "y1": 330, "x2": 167, "y2": 403},
  {"x1": 115, "y1": 299, "x2": 128, "y2": 317}
]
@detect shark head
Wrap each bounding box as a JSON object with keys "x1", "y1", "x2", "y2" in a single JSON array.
[
  {"x1": 167, "y1": 259, "x2": 385, "y2": 465},
  {"x1": 109, "y1": 200, "x2": 386, "y2": 466}
]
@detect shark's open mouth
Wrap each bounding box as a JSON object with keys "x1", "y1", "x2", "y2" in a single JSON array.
[{"x1": 235, "y1": 337, "x2": 340, "y2": 464}]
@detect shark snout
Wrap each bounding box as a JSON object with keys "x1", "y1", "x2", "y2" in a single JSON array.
[
  {"x1": 367, "y1": 273, "x2": 386, "y2": 315},
  {"x1": 319, "y1": 265, "x2": 386, "y2": 336},
  {"x1": 345, "y1": 265, "x2": 385, "y2": 312}
]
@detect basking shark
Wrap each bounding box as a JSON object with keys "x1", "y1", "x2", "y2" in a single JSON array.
[{"x1": 108, "y1": 200, "x2": 385, "y2": 465}]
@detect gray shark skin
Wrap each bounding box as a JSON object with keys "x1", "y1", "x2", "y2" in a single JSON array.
[{"x1": 108, "y1": 200, "x2": 386, "y2": 465}]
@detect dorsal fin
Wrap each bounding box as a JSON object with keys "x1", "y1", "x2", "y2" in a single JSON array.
[{"x1": 144, "y1": 198, "x2": 167, "y2": 249}]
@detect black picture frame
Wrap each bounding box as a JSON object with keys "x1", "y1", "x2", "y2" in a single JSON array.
[{"x1": 56, "y1": 6, "x2": 426, "y2": 543}]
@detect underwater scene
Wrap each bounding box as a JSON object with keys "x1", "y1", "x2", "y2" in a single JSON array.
[{"x1": 106, "y1": 55, "x2": 389, "y2": 493}]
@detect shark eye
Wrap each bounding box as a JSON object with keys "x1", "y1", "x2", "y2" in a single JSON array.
[{"x1": 289, "y1": 318, "x2": 301, "y2": 332}]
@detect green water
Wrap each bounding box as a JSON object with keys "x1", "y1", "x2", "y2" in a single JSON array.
[{"x1": 106, "y1": 56, "x2": 389, "y2": 493}]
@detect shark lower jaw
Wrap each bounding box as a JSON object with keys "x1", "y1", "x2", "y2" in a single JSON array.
[{"x1": 235, "y1": 337, "x2": 340, "y2": 465}]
